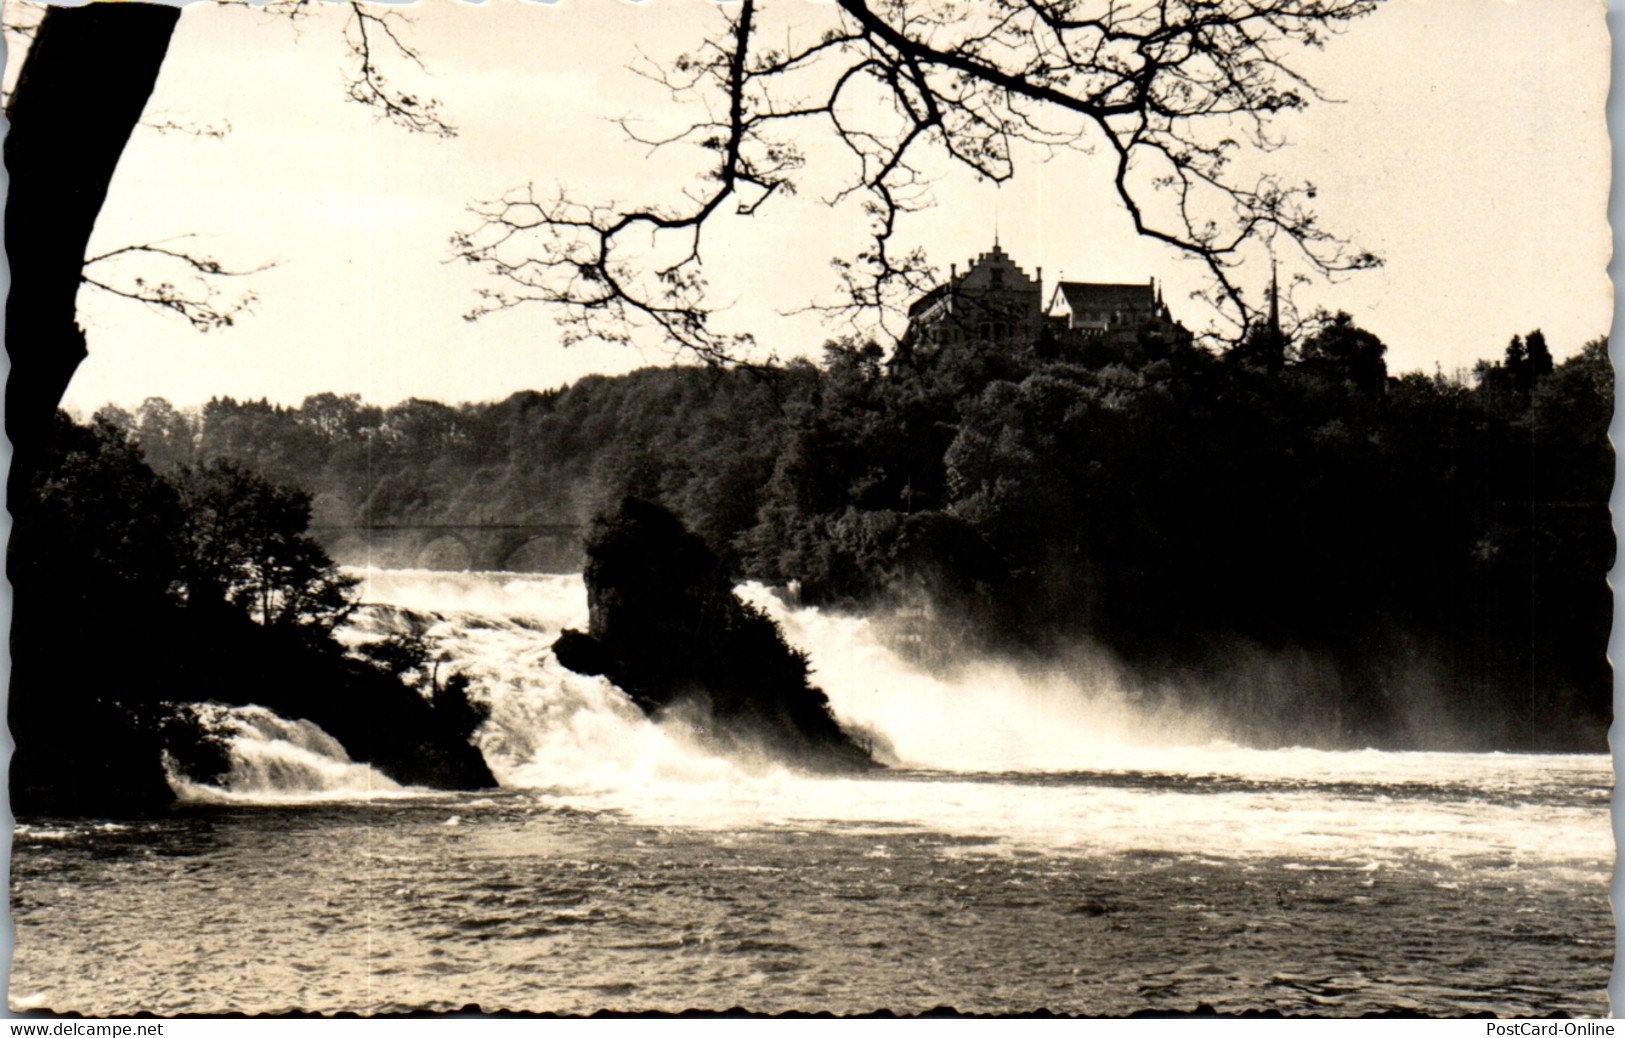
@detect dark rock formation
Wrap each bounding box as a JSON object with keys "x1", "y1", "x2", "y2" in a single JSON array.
[
  {"x1": 8, "y1": 412, "x2": 496, "y2": 817},
  {"x1": 170, "y1": 612, "x2": 498, "y2": 793},
  {"x1": 10, "y1": 604, "x2": 497, "y2": 817},
  {"x1": 555, "y1": 497, "x2": 877, "y2": 772}
]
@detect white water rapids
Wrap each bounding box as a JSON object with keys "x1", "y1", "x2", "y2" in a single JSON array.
[
  {"x1": 168, "y1": 703, "x2": 403, "y2": 801},
  {"x1": 177, "y1": 568, "x2": 1612, "y2": 873}
]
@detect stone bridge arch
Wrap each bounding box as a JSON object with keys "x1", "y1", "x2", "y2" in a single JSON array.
[
  {"x1": 501, "y1": 533, "x2": 580, "y2": 572},
  {"x1": 416, "y1": 535, "x2": 473, "y2": 570},
  {"x1": 309, "y1": 523, "x2": 584, "y2": 573}
]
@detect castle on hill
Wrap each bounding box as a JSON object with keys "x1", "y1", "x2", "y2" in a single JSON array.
[{"x1": 899, "y1": 242, "x2": 1192, "y2": 362}]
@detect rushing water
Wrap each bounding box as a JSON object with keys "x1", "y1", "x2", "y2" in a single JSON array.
[{"x1": 9, "y1": 571, "x2": 1614, "y2": 1016}]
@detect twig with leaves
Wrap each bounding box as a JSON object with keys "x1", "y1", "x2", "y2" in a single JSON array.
[
  {"x1": 342, "y1": 2, "x2": 456, "y2": 138},
  {"x1": 140, "y1": 116, "x2": 232, "y2": 140},
  {"x1": 80, "y1": 239, "x2": 280, "y2": 331}
]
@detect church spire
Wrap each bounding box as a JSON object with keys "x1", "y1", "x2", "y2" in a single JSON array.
[{"x1": 1267, "y1": 260, "x2": 1281, "y2": 337}]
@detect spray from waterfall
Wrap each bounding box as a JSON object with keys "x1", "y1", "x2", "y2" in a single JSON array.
[
  {"x1": 166, "y1": 704, "x2": 401, "y2": 801},
  {"x1": 343, "y1": 569, "x2": 1232, "y2": 784},
  {"x1": 162, "y1": 569, "x2": 1612, "y2": 872}
]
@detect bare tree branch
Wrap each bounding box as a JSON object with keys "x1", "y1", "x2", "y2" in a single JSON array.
[
  {"x1": 68, "y1": 1, "x2": 450, "y2": 330},
  {"x1": 451, "y1": 3, "x2": 771, "y2": 363},
  {"x1": 342, "y1": 2, "x2": 456, "y2": 138},
  {"x1": 81, "y1": 238, "x2": 281, "y2": 331},
  {"x1": 140, "y1": 116, "x2": 232, "y2": 140},
  {"x1": 457, "y1": 0, "x2": 1384, "y2": 358},
  {"x1": 214, "y1": 0, "x2": 454, "y2": 137},
  {"x1": 2, "y1": 0, "x2": 48, "y2": 109}
]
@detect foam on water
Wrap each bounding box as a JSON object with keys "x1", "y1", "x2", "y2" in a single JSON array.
[
  {"x1": 352, "y1": 568, "x2": 586, "y2": 622},
  {"x1": 348, "y1": 570, "x2": 750, "y2": 793},
  {"x1": 334, "y1": 568, "x2": 1611, "y2": 872},
  {"x1": 351, "y1": 568, "x2": 1229, "y2": 780},
  {"x1": 167, "y1": 704, "x2": 404, "y2": 802},
  {"x1": 742, "y1": 581, "x2": 1235, "y2": 770}
]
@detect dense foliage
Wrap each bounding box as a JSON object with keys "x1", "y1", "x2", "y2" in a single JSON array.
[
  {"x1": 110, "y1": 323, "x2": 1614, "y2": 750},
  {"x1": 10, "y1": 413, "x2": 494, "y2": 815}
]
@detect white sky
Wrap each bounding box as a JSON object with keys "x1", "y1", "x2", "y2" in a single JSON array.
[{"x1": 17, "y1": 0, "x2": 1613, "y2": 414}]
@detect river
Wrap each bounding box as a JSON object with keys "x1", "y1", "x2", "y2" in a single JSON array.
[{"x1": 9, "y1": 570, "x2": 1613, "y2": 1016}]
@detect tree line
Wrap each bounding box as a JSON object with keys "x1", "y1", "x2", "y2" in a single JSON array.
[{"x1": 106, "y1": 321, "x2": 1613, "y2": 751}]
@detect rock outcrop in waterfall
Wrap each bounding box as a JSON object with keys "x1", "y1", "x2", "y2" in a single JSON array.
[{"x1": 553, "y1": 498, "x2": 877, "y2": 772}]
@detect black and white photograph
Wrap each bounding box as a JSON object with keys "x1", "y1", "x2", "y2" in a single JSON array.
[{"x1": 3, "y1": 0, "x2": 1615, "y2": 1018}]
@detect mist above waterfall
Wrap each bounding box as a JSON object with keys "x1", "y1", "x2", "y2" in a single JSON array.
[
  {"x1": 166, "y1": 569, "x2": 1610, "y2": 870},
  {"x1": 179, "y1": 563, "x2": 1550, "y2": 808},
  {"x1": 736, "y1": 583, "x2": 1227, "y2": 771},
  {"x1": 344, "y1": 569, "x2": 1235, "y2": 779}
]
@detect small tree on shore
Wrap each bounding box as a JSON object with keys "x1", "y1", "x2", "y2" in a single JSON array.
[{"x1": 172, "y1": 459, "x2": 359, "y2": 636}]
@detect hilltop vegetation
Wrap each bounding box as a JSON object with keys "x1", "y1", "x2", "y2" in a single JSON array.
[{"x1": 105, "y1": 324, "x2": 1614, "y2": 751}]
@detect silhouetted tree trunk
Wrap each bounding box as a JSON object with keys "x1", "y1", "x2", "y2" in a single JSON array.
[{"x1": 5, "y1": 3, "x2": 181, "y2": 489}]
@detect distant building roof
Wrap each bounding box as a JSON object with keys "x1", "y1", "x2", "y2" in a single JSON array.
[
  {"x1": 1050, "y1": 282, "x2": 1156, "y2": 315},
  {"x1": 907, "y1": 283, "x2": 951, "y2": 319}
]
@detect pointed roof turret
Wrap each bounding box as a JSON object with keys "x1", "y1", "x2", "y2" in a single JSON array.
[{"x1": 1267, "y1": 261, "x2": 1281, "y2": 338}]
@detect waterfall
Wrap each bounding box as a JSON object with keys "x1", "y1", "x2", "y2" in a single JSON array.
[
  {"x1": 343, "y1": 569, "x2": 1223, "y2": 784},
  {"x1": 171, "y1": 567, "x2": 1235, "y2": 805},
  {"x1": 161, "y1": 569, "x2": 1610, "y2": 871},
  {"x1": 736, "y1": 583, "x2": 1226, "y2": 772},
  {"x1": 167, "y1": 703, "x2": 400, "y2": 801},
  {"x1": 347, "y1": 570, "x2": 747, "y2": 792}
]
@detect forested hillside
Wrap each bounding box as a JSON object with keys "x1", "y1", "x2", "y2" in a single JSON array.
[{"x1": 103, "y1": 324, "x2": 1614, "y2": 750}]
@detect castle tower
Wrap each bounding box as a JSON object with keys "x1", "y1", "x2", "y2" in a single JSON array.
[{"x1": 904, "y1": 241, "x2": 1043, "y2": 348}]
